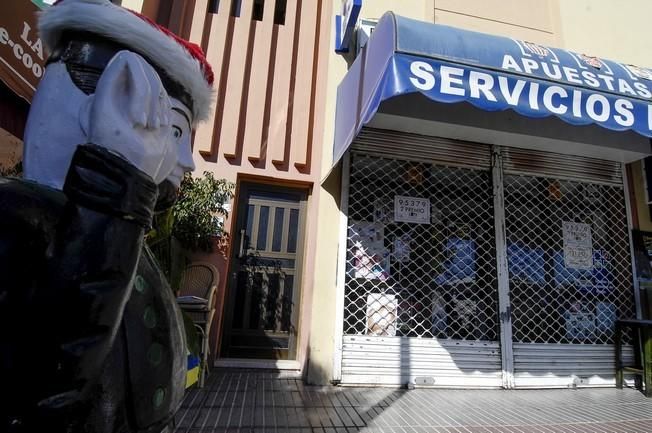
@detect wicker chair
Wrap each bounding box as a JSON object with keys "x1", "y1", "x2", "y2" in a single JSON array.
[{"x1": 176, "y1": 262, "x2": 219, "y2": 388}]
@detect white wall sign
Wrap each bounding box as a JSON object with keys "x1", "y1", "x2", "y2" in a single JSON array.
[
  {"x1": 394, "y1": 195, "x2": 430, "y2": 224},
  {"x1": 563, "y1": 221, "x2": 593, "y2": 270}
]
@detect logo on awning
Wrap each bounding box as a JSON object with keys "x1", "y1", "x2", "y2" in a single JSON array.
[
  {"x1": 521, "y1": 41, "x2": 550, "y2": 58},
  {"x1": 627, "y1": 64, "x2": 652, "y2": 81},
  {"x1": 579, "y1": 54, "x2": 602, "y2": 69}
]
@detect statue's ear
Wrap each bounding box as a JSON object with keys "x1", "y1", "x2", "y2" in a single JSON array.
[{"x1": 81, "y1": 51, "x2": 161, "y2": 136}]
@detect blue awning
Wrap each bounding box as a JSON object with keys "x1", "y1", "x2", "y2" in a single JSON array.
[{"x1": 333, "y1": 12, "x2": 652, "y2": 165}]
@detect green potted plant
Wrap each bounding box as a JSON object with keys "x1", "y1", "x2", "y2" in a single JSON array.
[{"x1": 147, "y1": 171, "x2": 234, "y2": 292}]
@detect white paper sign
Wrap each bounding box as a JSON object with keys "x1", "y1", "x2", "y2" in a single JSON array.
[
  {"x1": 563, "y1": 221, "x2": 593, "y2": 270},
  {"x1": 394, "y1": 195, "x2": 430, "y2": 224},
  {"x1": 393, "y1": 234, "x2": 412, "y2": 263},
  {"x1": 366, "y1": 293, "x2": 397, "y2": 336}
]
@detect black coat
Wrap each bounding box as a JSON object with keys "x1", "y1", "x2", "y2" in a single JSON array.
[{"x1": 0, "y1": 145, "x2": 186, "y2": 433}]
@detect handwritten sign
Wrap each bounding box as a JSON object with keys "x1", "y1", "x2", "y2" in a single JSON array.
[
  {"x1": 394, "y1": 195, "x2": 430, "y2": 224},
  {"x1": 563, "y1": 221, "x2": 593, "y2": 270}
]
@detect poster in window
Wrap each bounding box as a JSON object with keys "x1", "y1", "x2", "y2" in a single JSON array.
[
  {"x1": 595, "y1": 302, "x2": 616, "y2": 334},
  {"x1": 393, "y1": 234, "x2": 412, "y2": 263},
  {"x1": 430, "y1": 291, "x2": 447, "y2": 335},
  {"x1": 507, "y1": 243, "x2": 546, "y2": 284},
  {"x1": 366, "y1": 293, "x2": 397, "y2": 336},
  {"x1": 553, "y1": 250, "x2": 612, "y2": 294},
  {"x1": 349, "y1": 221, "x2": 390, "y2": 280},
  {"x1": 562, "y1": 221, "x2": 593, "y2": 270},
  {"x1": 564, "y1": 301, "x2": 595, "y2": 340},
  {"x1": 434, "y1": 238, "x2": 476, "y2": 285},
  {"x1": 632, "y1": 230, "x2": 652, "y2": 288},
  {"x1": 373, "y1": 198, "x2": 393, "y2": 224},
  {"x1": 453, "y1": 298, "x2": 477, "y2": 330},
  {"x1": 592, "y1": 250, "x2": 614, "y2": 294},
  {"x1": 394, "y1": 195, "x2": 430, "y2": 224}
]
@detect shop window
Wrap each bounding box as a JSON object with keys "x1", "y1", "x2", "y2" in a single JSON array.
[
  {"x1": 274, "y1": 0, "x2": 287, "y2": 25},
  {"x1": 252, "y1": 0, "x2": 264, "y2": 21},
  {"x1": 344, "y1": 154, "x2": 498, "y2": 341}
]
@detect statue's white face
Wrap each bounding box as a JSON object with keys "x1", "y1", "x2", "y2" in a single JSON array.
[
  {"x1": 23, "y1": 51, "x2": 195, "y2": 190},
  {"x1": 168, "y1": 98, "x2": 195, "y2": 188}
]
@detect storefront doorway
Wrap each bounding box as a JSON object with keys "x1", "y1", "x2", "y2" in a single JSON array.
[
  {"x1": 221, "y1": 183, "x2": 307, "y2": 361},
  {"x1": 339, "y1": 128, "x2": 636, "y2": 388}
]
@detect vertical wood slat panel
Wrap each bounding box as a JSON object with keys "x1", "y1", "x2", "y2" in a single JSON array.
[
  {"x1": 194, "y1": 0, "x2": 230, "y2": 155},
  {"x1": 266, "y1": 205, "x2": 276, "y2": 254},
  {"x1": 288, "y1": 0, "x2": 317, "y2": 170},
  {"x1": 242, "y1": 0, "x2": 276, "y2": 162},
  {"x1": 220, "y1": 0, "x2": 255, "y2": 159},
  {"x1": 187, "y1": 0, "x2": 208, "y2": 44},
  {"x1": 269, "y1": 0, "x2": 298, "y2": 165}
]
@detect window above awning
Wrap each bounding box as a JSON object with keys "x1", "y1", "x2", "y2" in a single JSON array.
[{"x1": 333, "y1": 12, "x2": 652, "y2": 166}]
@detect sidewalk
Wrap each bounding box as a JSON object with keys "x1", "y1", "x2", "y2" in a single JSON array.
[{"x1": 174, "y1": 369, "x2": 652, "y2": 433}]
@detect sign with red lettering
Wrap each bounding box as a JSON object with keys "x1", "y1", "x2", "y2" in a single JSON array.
[{"x1": 0, "y1": 1, "x2": 46, "y2": 101}]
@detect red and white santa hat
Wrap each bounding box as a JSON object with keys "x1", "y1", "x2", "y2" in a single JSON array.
[{"x1": 39, "y1": 0, "x2": 214, "y2": 124}]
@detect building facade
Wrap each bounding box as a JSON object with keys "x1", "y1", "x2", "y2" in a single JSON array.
[
  {"x1": 140, "y1": 0, "x2": 334, "y2": 372},
  {"x1": 2, "y1": 0, "x2": 651, "y2": 390},
  {"x1": 308, "y1": 0, "x2": 652, "y2": 388}
]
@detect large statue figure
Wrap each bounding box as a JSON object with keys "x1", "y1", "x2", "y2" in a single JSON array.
[{"x1": 0, "y1": 1, "x2": 214, "y2": 432}]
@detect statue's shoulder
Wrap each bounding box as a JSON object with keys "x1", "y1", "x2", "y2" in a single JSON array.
[
  {"x1": 0, "y1": 177, "x2": 67, "y2": 219},
  {"x1": 0, "y1": 177, "x2": 67, "y2": 231}
]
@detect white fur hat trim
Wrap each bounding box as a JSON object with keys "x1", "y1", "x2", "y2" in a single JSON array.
[{"x1": 39, "y1": 0, "x2": 213, "y2": 124}]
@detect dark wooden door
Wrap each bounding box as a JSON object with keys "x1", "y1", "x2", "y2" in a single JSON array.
[{"x1": 221, "y1": 184, "x2": 307, "y2": 360}]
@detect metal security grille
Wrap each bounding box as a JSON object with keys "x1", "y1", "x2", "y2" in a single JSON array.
[
  {"x1": 503, "y1": 174, "x2": 635, "y2": 345},
  {"x1": 343, "y1": 152, "x2": 499, "y2": 341}
]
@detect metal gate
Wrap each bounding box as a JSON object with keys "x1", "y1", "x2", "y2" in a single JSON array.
[
  {"x1": 339, "y1": 128, "x2": 636, "y2": 388},
  {"x1": 501, "y1": 147, "x2": 637, "y2": 388},
  {"x1": 341, "y1": 130, "x2": 502, "y2": 387}
]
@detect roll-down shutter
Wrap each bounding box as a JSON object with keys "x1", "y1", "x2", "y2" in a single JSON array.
[{"x1": 343, "y1": 128, "x2": 501, "y2": 387}]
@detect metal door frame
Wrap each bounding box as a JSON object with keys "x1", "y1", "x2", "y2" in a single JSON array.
[
  {"x1": 220, "y1": 181, "x2": 309, "y2": 362},
  {"x1": 492, "y1": 147, "x2": 515, "y2": 388},
  {"x1": 332, "y1": 152, "x2": 350, "y2": 382}
]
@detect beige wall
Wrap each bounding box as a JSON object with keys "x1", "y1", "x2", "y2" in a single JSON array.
[
  {"x1": 435, "y1": 0, "x2": 562, "y2": 45},
  {"x1": 559, "y1": 0, "x2": 652, "y2": 65},
  {"x1": 350, "y1": 0, "x2": 435, "y2": 22}
]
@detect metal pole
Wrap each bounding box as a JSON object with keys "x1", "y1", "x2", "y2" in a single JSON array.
[
  {"x1": 492, "y1": 146, "x2": 515, "y2": 389},
  {"x1": 332, "y1": 151, "x2": 351, "y2": 383},
  {"x1": 623, "y1": 163, "x2": 642, "y2": 319}
]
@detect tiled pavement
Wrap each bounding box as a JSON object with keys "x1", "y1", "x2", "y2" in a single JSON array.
[{"x1": 174, "y1": 369, "x2": 652, "y2": 433}]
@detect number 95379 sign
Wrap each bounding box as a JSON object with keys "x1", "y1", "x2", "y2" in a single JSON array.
[{"x1": 394, "y1": 195, "x2": 430, "y2": 224}]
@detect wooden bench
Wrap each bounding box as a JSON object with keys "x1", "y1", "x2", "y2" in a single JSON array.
[{"x1": 615, "y1": 319, "x2": 652, "y2": 397}]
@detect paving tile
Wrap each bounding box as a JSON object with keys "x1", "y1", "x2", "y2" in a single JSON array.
[{"x1": 175, "y1": 369, "x2": 652, "y2": 433}]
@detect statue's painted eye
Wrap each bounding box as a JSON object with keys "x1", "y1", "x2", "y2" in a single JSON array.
[{"x1": 173, "y1": 126, "x2": 182, "y2": 140}]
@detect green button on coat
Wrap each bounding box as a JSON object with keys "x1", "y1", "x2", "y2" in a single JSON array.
[
  {"x1": 134, "y1": 275, "x2": 148, "y2": 293},
  {"x1": 153, "y1": 387, "x2": 167, "y2": 408}
]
